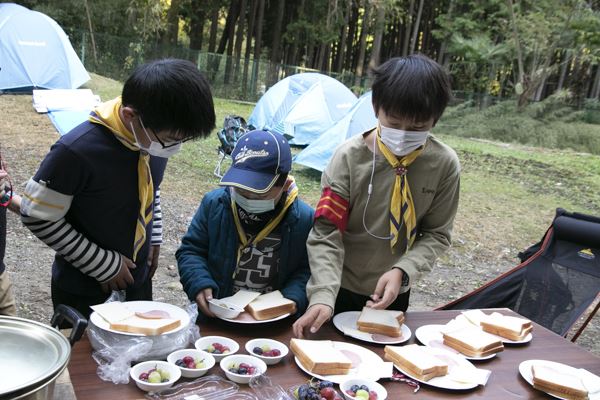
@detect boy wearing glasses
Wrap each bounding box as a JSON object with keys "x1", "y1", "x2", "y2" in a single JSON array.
[
  {"x1": 176, "y1": 130, "x2": 313, "y2": 319},
  {"x1": 20, "y1": 59, "x2": 216, "y2": 318},
  {"x1": 293, "y1": 55, "x2": 460, "y2": 338}
]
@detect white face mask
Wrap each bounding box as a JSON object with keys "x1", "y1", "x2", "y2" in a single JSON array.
[
  {"x1": 231, "y1": 188, "x2": 277, "y2": 214},
  {"x1": 379, "y1": 122, "x2": 429, "y2": 156},
  {"x1": 131, "y1": 118, "x2": 182, "y2": 158}
]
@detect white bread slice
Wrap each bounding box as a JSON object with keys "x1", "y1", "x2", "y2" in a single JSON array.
[
  {"x1": 532, "y1": 364, "x2": 588, "y2": 400},
  {"x1": 224, "y1": 290, "x2": 261, "y2": 309},
  {"x1": 480, "y1": 312, "x2": 533, "y2": 341},
  {"x1": 384, "y1": 344, "x2": 448, "y2": 381},
  {"x1": 461, "y1": 309, "x2": 488, "y2": 326},
  {"x1": 91, "y1": 302, "x2": 135, "y2": 324},
  {"x1": 290, "y1": 338, "x2": 352, "y2": 375},
  {"x1": 442, "y1": 327, "x2": 504, "y2": 357},
  {"x1": 356, "y1": 307, "x2": 405, "y2": 337},
  {"x1": 246, "y1": 290, "x2": 296, "y2": 320},
  {"x1": 110, "y1": 315, "x2": 181, "y2": 335}
]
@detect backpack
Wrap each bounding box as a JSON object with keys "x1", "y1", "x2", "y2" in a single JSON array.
[
  {"x1": 214, "y1": 115, "x2": 253, "y2": 177},
  {"x1": 216, "y1": 115, "x2": 251, "y2": 156}
]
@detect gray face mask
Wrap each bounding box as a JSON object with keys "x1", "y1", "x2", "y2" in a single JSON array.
[
  {"x1": 379, "y1": 122, "x2": 429, "y2": 156},
  {"x1": 231, "y1": 188, "x2": 279, "y2": 214}
]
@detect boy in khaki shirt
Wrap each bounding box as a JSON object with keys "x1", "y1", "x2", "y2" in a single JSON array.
[{"x1": 294, "y1": 54, "x2": 460, "y2": 338}]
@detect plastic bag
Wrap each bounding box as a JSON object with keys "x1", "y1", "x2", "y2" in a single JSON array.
[
  {"x1": 144, "y1": 375, "x2": 239, "y2": 400},
  {"x1": 89, "y1": 292, "x2": 201, "y2": 384},
  {"x1": 250, "y1": 374, "x2": 294, "y2": 400}
]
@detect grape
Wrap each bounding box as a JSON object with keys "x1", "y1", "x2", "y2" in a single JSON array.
[
  {"x1": 253, "y1": 346, "x2": 263, "y2": 355},
  {"x1": 148, "y1": 371, "x2": 162, "y2": 383}
]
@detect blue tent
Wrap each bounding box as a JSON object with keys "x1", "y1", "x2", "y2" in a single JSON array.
[
  {"x1": 295, "y1": 91, "x2": 377, "y2": 171},
  {"x1": 0, "y1": 3, "x2": 90, "y2": 91},
  {"x1": 248, "y1": 73, "x2": 357, "y2": 145}
]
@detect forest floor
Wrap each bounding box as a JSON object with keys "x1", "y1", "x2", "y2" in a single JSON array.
[{"x1": 1, "y1": 87, "x2": 598, "y2": 356}]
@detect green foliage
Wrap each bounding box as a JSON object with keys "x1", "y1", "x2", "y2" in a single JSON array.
[{"x1": 438, "y1": 98, "x2": 600, "y2": 155}]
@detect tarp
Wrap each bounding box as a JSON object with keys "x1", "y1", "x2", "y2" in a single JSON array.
[
  {"x1": 248, "y1": 73, "x2": 357, "y2": 145},
  {"x1": 0, "y1": 3, "x2": 90, "y2": 91},
  {"x1": 294, "y1": 91, "x2": 377, "y2": 171},
  {"x1": 32, "y1": 89, "x2": 99, "y2": 135}
]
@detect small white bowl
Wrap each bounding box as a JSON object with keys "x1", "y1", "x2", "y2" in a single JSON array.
[
  {"x1": 194, "y1": 336, "x2": 239, "y2": 361},
  {"x1": 245, "y1": 338, "x2": 289, "y2": 365},
  {"x1": 208, "y1": 299, "x2": 244, "y2": 319},
  {"x1": 130, "y1": 360, "x2": 181, "y2": 392},
  {"x1": 339, "y1": 378, "x2": 387, "y2": 400},
  {"x1": 219, "y1": 354, "x2": 267, "y2": 384},
  {"x1": 167, "y1": 348, "x2": 215, "y2": 378}
]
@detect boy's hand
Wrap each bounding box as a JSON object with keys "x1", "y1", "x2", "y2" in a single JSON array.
[
  {"x1": 147, "y1": 245, "x2": 160, "y2": 279},
  {"x1": 195, "y1": 288, "x2": 216, "y2": 317},
  {"x1": 367, "y1": 268, "x2": 403, "y2": 309},
  {"x1": 101, "y1": 256, "x2": 136, "y2": 292},
  {"x1": 292, "y1": 304, "x2": 332, "y2": 338}
]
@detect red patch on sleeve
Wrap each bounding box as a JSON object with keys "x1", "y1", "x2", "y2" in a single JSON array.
[{"x1": 315, "y1": 187, "x2": 349, "y2": 231}]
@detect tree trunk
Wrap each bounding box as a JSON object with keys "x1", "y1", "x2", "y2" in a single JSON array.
[
  {"x1": 188, "y1": 0, "x2": 205, "y2": 51},
  {"x1": 335, "y1": 0, "x2": 352, "y2": 72},
  {"x1": 233, "y1": 0, "x2": 247, "y2": 82},
  {"x1": 345, "y1": 1, "x2": 359, "y2": 71},
  {"x1": 354, "y1": 1, "x2": 371, "y2": 89},
  {"x1": 437, "y1": 0, "x2": 454, "y2": 64},
  {"x1": 401, "y1": 0, "x2": 414, "y2": 56},
  {"x1": 223, "y1": 1, "x2": 241, "y2": 85},
  {"x1": 409, "y1": 0, "x2": 424, "y2": 54},
  {"x1": 208, "y1": 6, "x2": 219, "y2": 53},
  {"x1": 162, "y1": 0, "x2": 181, "y2": 46},
  {"x1": 557, "y1": 50, "x2": 571, "y2": 91},
  {"x1": 242, "y1": 0, "x2": 258, "y2": 96},
  {"x1": 368, "y1": 1, "x2": 386, "y2": 70},
  {"x1": 506, "y1": 0, "x2": 524, "y2": 83},
  {"x1": 83, "y1": 0, "x2": 98, "y2": 65},
  {"x1": 591, "y1": 65, "x2": 600, "y2": 99},
  {"x1": 269, "y1": 0, "x2": 285, "y2": 85},
  {"x1": 287, "y1": 0, "x2": 305, "y2": 68},
  {"x1": 253, "y1": 0, "x2": 265, "y2": 95}
]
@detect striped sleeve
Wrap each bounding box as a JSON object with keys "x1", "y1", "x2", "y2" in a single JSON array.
[
  {"x1": 151, "y1": 189, "x2": 162, "y2": 246},
  {"x1": 20, "y1": 178, "x2": 121, "y2": 283}
]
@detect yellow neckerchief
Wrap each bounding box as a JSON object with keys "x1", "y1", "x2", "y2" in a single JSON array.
[
  {"x1": 231, "y1": 176, "x2": 298, "y2": 267},
  {"x1": 375, "y1": 126, "x2": 425, "y2": 252},
  {"x1": 89, "y1": 96, "x2": 153, "y2": 261}
]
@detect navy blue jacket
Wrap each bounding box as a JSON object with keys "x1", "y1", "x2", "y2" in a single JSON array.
[{"x1": 176, "y1": 187, "x2": 314, "y2": 316}]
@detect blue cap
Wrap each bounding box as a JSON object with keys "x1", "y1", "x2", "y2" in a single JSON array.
[{"x1": 220, "y1": 130, "x2": 292, "y2": 193}]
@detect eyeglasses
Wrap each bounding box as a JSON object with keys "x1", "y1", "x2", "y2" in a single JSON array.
[{"x1": 138, "y1": 117, "x2": 192, "y2": 149}]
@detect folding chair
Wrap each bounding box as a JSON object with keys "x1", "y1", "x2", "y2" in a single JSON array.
[{"x1": 438, "y1": 208, "x2": 600, "y2": 342}]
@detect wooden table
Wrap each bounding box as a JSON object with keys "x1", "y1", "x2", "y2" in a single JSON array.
[{"x1": 68, "y1": 309, "x2": 600, "y2": 399}]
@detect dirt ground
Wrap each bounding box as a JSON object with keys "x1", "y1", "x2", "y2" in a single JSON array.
[{"x1": 1, "y1": 94, "x2": 598, "y2": 356}]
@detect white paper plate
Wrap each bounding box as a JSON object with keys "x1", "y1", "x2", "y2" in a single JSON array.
[
  {"x1": 220, "y1": 312, "x2": 290, "y2": 324},
  {"x1": 294, "y1": 341, "x2": 389, "y2": 384},
  {"x1": 392, "y1": 346, "x2": 479, "y2": 390},
  {"x1": 89, "y1": 301, "x2": 189, "y2": 336},
  {"x1": 414, "y1": 324, "x2": 497, "y2": 361},
  {"x1": 332, "y1": 311, "x2": 411, "y2": 345},
  {"x1": 518, "y1": 359, "x2": 593, "y2": 400}
]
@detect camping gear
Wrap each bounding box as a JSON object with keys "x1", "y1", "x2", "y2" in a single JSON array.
[
  {"x1": 32, "y1": 89, "x2": 101, "y2": 135},
  {"x1": 248, "y1": 73, "x2": 357, "y2": 145},
  {"x1": 0, "y1": 305, "x2": 87, "y2": 400},
  {"x1": 438, "y1": 208, "x2": 600, "y2": 341},
  {"x1": 295, "y1": 91, "x2": 377, "y2": 171},
  {"x1": 0, "y1": 3, "x2": 90, "y2": 92},
  {"x1": 214, "y1": 115, "x2": 251, "y2": 178}
]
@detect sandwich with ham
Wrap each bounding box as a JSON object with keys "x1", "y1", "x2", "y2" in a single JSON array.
[
  {"x1": 290, "y1": 338, "x2": 352, "y2": 375},
  {"x1": 356, "y1": 307, "x2": 405, "y2": 337},
  {"x1": 480, "y1": 312, "x2": 532, "y2": 341},
  {"x1": 384, "y1": 344, "x2": 448, "y2": 381},
  {"x1": 532, "y1": 364, "x2": 588, "y2": 400},
  {"x1": 442, "y1": 327, "x2": 504, "y2": 357}
]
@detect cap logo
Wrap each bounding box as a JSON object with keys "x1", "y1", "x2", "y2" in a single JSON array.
[{"x1": 234, "y1": 145, "x2": 270, "y2": 164}]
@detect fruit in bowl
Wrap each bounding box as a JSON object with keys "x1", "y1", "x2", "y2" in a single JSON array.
[
  {"x1": 293, "y1": 380, "x2": 343, "y2": 400},
  {"x1": 252, "y1": 344, "x2": 281, "y2": 357},
  {"x1": 138, "y1": 366, "x2": 170, "y2": 383},
  {"x1": 345, "y1": 384, "x2": 378, "y2": 400},
  {"x1": 175, "y1": 355, "x2": 205, "y2": 369},
  {"x1": 227, "y1": 361, "x2": 257, "y2": 375},
  {"x1": 205, "y1": 342, "x2": 231, "y2": 355}
]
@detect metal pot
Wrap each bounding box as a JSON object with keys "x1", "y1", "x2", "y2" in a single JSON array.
[{"x1": 0, "y1": 305, "x2": 87, "y2": 400}]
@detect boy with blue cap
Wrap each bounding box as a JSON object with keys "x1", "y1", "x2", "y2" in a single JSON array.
[{"x1": 176, "y1": 130, "x2": 313, "y2": 318}]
